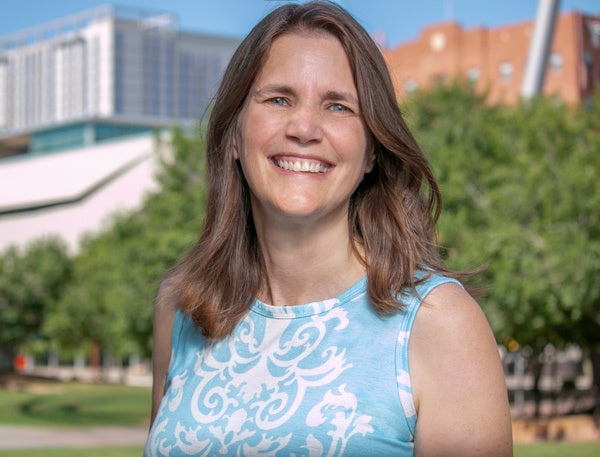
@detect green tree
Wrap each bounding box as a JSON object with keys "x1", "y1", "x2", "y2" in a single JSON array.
[
  {"x1": 0, "y1": 237, "x2": 71, "y2": 368},
  {"x1": 405, "y1": 84, "x2": 600, "y2": 412}
]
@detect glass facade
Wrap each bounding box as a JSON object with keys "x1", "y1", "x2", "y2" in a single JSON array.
[
  {"x1": 94, "y1": 123, "x2": 150, "y2": 142},
  {"x1": 114, "y1": 30, "x2": 125, "y2": 114},
  {"x1": 29, "y1": 122, "x2": 151, "y2": 154},
  {"x1": 30, "y1": 124, "x2": 88, "y2": 153},
  {"x1": 112, "y1": 22, "x2": 233, "y2": 124}
]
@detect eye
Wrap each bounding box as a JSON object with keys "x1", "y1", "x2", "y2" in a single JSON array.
[
  {"x1": 328, "y1": 103, "x2": 351, "y2": 113},
  {"x1": 268, "y1": 97, "x2": 288, "y2": 106}
]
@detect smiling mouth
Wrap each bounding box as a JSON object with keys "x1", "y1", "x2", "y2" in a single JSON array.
[{"x1": 275, "y1": 158, "x2": 331, "y2": 173}]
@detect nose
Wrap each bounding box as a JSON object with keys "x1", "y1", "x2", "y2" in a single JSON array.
[{"x1": 285, "y1": 104, "x2": 323, "y2": 144}]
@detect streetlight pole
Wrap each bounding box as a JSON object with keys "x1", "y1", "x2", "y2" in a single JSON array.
[{"x1": 521, "y1": 0, "x2": 560, "y2": 100}]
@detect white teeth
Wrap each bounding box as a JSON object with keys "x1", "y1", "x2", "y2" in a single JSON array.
[{"x1": 276, "y1": 159, "x2": 330, "y2": 173}]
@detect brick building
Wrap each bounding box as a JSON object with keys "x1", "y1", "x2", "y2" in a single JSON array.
[{"x1": 383, "y1": 11, "x2": 600, "y2": 105}]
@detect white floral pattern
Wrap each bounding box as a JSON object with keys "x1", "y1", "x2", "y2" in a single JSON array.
[{"x1": 144, "y1": 275, "x2": 459, "y2": 456}]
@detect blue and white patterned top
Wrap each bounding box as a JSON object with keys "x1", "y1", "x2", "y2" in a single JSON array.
[{"x1": 144, "y1": 274, "x2": 460, "y2": 457}]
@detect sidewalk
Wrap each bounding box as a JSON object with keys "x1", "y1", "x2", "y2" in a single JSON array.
[{"x1": 0, "y1": 425, "x2": 148, "y2": 449}]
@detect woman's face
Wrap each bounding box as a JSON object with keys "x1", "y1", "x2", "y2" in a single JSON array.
[{"x1": 236, "y1": 32, "x2": 374, "y2": 230}]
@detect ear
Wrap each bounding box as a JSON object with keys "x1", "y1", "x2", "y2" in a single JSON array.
[
  {"x1": 233, "y1": 143, "x2": 239, "y2": 160},
  {"x1": 364, "y1": 146, "x2": 376, "y2": 173}
]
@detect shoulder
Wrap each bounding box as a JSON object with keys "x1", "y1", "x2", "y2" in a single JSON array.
[
  {"x1": 410, "y1": 282, "x2": 501, "y2": 399},
  {"x1": 153, "y1": 276, "x2": 179, "y2": 344},
  {"x1": 409, "y1": 282, "x2": 513, "y2": 456},
  {"x1": 414, "y1": 281, "x2": 484, "y2": 337},
  {"x1": 153, "y1": 275, "x2": 180, "y2": 367},
  {"x1": 156, "y1": 274, "x2": 180, "y2": 312},
  {"x1": 149, "y1": 275, "x2": 180, "y2": 424}
]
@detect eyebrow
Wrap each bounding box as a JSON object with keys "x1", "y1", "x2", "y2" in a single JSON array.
[
  {"x1": 254, "y1": 84, "x2": 359, "y2": 106},
  {"x1": 254, "y1": 84, "x2": 295, "y2": 98},
  {"x1": 323, "y1": 90, "x2": 359, "y2": 107}
]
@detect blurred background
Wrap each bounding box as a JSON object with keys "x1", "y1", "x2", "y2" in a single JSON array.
[{"x1": 0, "y1": 0, "x2": 599, "y2": 453}]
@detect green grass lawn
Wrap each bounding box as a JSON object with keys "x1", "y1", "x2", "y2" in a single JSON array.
[
  {"x1": 515, "y1": 441, "x2": 600, "y2": 457},
  {"x1": 0, "y1": 442, "x2": 598, "y2": 457},
  {"x1": 0, "y1": 380, "x2": 150, "y2": 427},
  {"x1": 0, "y1": 447, "x2": 143, "y2": 457},
  {"x1": 0, "y1": 378, "x2": 598, "y2": 456}
]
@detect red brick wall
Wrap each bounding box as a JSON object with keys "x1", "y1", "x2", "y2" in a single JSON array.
[{"x1": 383, "y1": 12, "x2": 599, "y2": 105}]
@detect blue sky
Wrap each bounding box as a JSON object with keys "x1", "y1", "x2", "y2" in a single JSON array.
[{"x1": 0, "y1": 0, "x2": 598, "y2": 48}]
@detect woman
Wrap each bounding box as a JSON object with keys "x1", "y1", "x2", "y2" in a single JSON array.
[{"x1": 144, "y1": 1, "x2": 513, "y2": 456}]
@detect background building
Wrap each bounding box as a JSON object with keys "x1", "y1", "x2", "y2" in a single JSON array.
[
  {"x1": 0, "y1": 5, "x2": 238, "y2": 252},
  {"x1": 383, "y1": 11, "x2": 600, "y2": 105},
  {"x1": 0, "y1": 4, "x2": 238, "y2": 157}
]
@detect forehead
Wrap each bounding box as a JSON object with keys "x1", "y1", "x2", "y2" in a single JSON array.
[
  {"x1": 254, "y1": 31, "x2": 355, "y2": 85},
  {"x1": 268, "y1": 30, "x2": 346, "y2": 58}
]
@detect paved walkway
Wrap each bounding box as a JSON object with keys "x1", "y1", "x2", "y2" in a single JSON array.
[{"x1": 0, "y1": 425, "x2": 148, "y2": 449}]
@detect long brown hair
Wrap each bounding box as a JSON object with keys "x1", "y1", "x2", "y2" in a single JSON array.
[{"x1": 171, "y1": 0, "x2": 460, "y2": 339}]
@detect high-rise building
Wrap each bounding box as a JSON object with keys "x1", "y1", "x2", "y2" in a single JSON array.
[
  {"x1": 0, "y1": 6, "x2": 239, "y2": 252},
  {"x1": 0, "y1": 5, "x2": 239, "y2": 157},
  {"x1": 383, "y1": 11, "x2": 600, "y2": 105}
]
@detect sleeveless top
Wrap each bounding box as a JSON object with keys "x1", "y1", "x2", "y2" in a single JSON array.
[{"x1": 144, "y1": 274, "x2": 460, "y2": 457}]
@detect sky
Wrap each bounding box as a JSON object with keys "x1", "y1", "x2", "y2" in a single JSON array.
[{"x1": 0, "y1": 0, "x2": 598, "y2": 49}]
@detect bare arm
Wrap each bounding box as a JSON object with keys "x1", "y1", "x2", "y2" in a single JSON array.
[
  {"x1": 410, "y1": 283, "x2": 513, "y2": 457},
  {"x1": 148, "y1": 277, "x2": 177, "y2": 426}
]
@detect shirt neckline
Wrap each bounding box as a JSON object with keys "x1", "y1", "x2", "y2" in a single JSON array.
[{"x1": 251, "y1": 276, "x2": 368, "y2": 319}]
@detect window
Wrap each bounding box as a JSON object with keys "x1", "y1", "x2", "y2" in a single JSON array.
[
  {"x1": 586, "y1": 20, "x2": 600, "y2": 48},
  {"x1": 404, "y1": 79, "x2": 417, "y2": 93},
  {"x1": 114, "y1": 31, "x2": 125, "y2": 113},
  {"x1": 467, "y1": 67, "x2": 480, "y2": 82},
  {"x1": 584, "y1": 51, "x2": 594, "y2": 90},
  {"x1": 548, "y1": 52, "x2": 563, "y2": 73},
  {"x1": 499, "y1": 61, "x2": 513, "y2": 82},
  {"x1": 0, "y1": 59, "x2": 8, "y2": 128}
]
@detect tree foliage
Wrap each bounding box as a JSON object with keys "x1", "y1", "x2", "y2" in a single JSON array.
[
  {"x1": 405, "y1": 83, "x2": 600, "y2": 353},
  {"x1": 0, "y1": 237, "x2": 71, "y2": 353}
]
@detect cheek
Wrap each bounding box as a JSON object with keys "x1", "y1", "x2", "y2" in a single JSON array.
[
  {"x1": 343, "y1": 125, "x2": 372, "y2": 172},
  {"x1": 237, "y1": 110, "x2": 265, "y2": 157},
  {"x1": 234, "y1": 107, "x2": 254, "y2": 160}
]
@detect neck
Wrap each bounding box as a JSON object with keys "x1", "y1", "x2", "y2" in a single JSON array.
[{"x1": 254, "y1": 215, "x2": 366, "y2": 307}]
